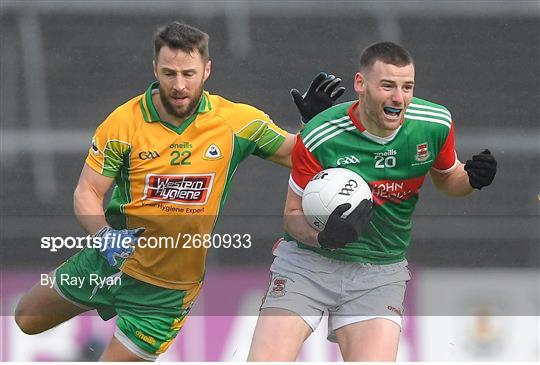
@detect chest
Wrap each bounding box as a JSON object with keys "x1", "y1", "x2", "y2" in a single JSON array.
[
  {"x1": 317, "y1": 126, "x2": 442, "y2": 183},
  {"x1": 128, "y1": 120, "x2": 233, "y2": 175}
]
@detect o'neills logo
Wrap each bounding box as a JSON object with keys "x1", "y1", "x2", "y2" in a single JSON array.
[
  {"x1": 135, "y1": 330, "x2": 156, "y2": 345},
  {"x1": 143, "y1": 173, "x2": 214, "y2": 205}
]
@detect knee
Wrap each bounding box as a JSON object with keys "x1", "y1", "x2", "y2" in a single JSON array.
[{"x1": 15, "y1": 301, "x2": 42, "y2": 335}]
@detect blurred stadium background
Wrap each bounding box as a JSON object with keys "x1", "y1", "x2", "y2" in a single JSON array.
[{"x1": 1, "y1": 0, "x2": 539, "y2": 361}]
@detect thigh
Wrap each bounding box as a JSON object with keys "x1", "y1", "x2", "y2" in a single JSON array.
[
  {"x1": 16, "y1": 247, "x2": 124, "y2": 335},
  {"x1": 248, "y1": 308, "x2": 312, "y2": 361},
  {"x1": 330, "y1": 261, "x2": 410, "y2": 361},
  {"x1": 54, "y1": 248, "x2": 120, "y2": 320},
  {"x1": 250, "y1": 242, "x2": 336, "y2": 361},
  {"x1": 111, "y1": 276, "x2": 202, "y2": 360},
  {"x1": 260, "y1": 241, "x2": 339, "y2": 327},
  {"x1": 15, "y1": 271, "x2": 90, "y2": 334},
  {"x1": 335, "y1": 317, "x2": 401, "y2": 361},
  {"x1": 329, "y1": 280, "x2": 407, "y2": 341}
]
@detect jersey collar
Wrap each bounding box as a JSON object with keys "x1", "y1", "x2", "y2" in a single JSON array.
[
  {"x1": 348, "y1": 101, "x2": 365, "y2": 132},
  {"x1": 347, "y1": 101, "x2": 402, "y2": 145},
  {"x1": 139, "y1": 81, "x2": 212, "y2": 124}
]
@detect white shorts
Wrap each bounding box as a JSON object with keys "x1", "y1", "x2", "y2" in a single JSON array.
[{"x1": 260, "y1": 240, "x2": 411, "y2": 342}]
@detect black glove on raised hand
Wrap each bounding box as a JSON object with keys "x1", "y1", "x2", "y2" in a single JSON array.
[
  {"x1": 464, "y1": 149, "x2": 497, "y2": 190},
  {"x1": 291, "y1": 72, "x2": 345, "y2": 124},
  {"x1": 317, "y1": 200, "x2": 373, "y2": 250}
]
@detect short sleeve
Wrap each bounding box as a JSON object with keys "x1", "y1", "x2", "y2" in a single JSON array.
[
  {"x1": 289, "y1": 135, "x2": 323, "y2": 196},
  {"x1": 432, "y1": 122, "x2": 458, "y2": 173},
  {"x1": 85, "y1": 115, "x2": 132, "y2": 178},
  {"x1": 234, "y1": 108, "x2": 287, "y2": 160}
]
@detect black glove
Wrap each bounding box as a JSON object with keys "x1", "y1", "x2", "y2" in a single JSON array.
[
  {"x1": 291, "y1": 72, "x2": 345, "y2": 124},
  {"x1": 464, "y1": 149, "x2": 497, "y2": 190},
  {"x1": 317, "y1": 200, "x2": 373, "y2": 250}
]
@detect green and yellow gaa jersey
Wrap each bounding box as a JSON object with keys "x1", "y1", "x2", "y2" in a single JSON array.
[
  {"x1": 86, "y1": 82, "x2": 287, "y2": 289},
  {"x1": 288, "y1": 97, "x2": 458, "y2": 264}
]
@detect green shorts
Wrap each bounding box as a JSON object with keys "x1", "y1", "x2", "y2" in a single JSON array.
[{"x1": 54, "y1": 248, "x2": 201, "y2": 360}]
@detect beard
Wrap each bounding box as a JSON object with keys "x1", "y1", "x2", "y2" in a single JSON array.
[{"x1": 159, "y1": 83, "x2": 204, "y2": 120}]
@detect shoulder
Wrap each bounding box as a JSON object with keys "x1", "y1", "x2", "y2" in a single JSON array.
[
  {"x1": 102, "y1": 94, "x2": 143, "y2": 127},
  {"x1": 300, "y1": 101, "x2": 355, "y2": 140},
  {"x1": 405, "y1": 96, "x2": 452, "y2": 130},
  {"x1": 208, "y1": 93, "x2": 270, "y2": 129},
  {"x1": 93, "y1": 93, "x2": 144, "y2": 143}
]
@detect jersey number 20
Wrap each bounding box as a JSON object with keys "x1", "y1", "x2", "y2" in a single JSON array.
[{"x1": 374, "y1": 155, "x2": 396, "y2": 169}]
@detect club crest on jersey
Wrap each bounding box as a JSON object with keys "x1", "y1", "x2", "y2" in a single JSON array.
[
  {"x1": 336, "y1": 155, "x2": 360, "y2": 166},
  {"x1": 203, "y1": 144, "x2": 222, "y2": 160},
  {"x1": 269, "y1": 276, "x2": 288, "y2": 298},
  {"x1": 143, "y1": 173, "x2": 214, "y2": 205},
  {"x1": 415, "y1": 143, "x2": 430, "y2": 162}
]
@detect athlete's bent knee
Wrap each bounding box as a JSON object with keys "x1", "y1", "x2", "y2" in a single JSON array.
[
  {"x1": 14, "y1": 297, "x2": 51, "y2": 335},
  {"x1": 14, "y1": 306, "x2": 42, "y2": 335}
]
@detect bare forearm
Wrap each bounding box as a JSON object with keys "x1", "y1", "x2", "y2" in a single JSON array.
[
  {"x1": 267, "y1": 133, "x2": 295, "y2": 168},
  {"x1": 431, "y1": 163, "x2": 474, "y2": 197},
  {"x1": 73, "y1": 187, "x2": 108, "y2": 235},
  {"x1": 267, "y1": 153, "x2": 292, "y2": 168},
  {"x1": 284, "y1": 209, "x2": 320, "y2": 247}
]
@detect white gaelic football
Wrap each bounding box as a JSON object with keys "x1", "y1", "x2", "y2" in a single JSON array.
[{"x1": 302, "y1": 168, "x2": 372, "y2": 231}]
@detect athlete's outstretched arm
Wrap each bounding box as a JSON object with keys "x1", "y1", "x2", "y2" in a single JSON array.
[
  {"x1": 266, "y1": 73, "x2": 345, "y2": 169},
  {"x1": 291, "y1": 72, "x2": 345, "y2": 124},
  {"x1": 266, "y1": 133, "x2": 296, "y2": 168},
  {"x1": 73, "y1": 163, "x2": 114, "y2": 234}
]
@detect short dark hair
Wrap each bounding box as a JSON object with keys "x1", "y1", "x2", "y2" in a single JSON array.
[
  {"x1": 359, "y1": 41, "x2": 413, "y2": 71},
  {"x1": 153, "y1": 21, "x2": 210, "y2": 61}
]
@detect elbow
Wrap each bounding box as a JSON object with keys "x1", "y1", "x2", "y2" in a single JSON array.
[
  {"x1": 432, "y1": 181, "x2": 449, "y2": 195},
  {"x1": 283, "y1": 212, "x2": 293, "y2": 233},
  {"x1": 73, "y1": 184, "x2": 82, "y2": 215},
  {"x1": 283, "y1": 156, "x2": 292, "y2": 169},
  {"x1": 73, "y1": 183, "x2": 96, "y2": 215},
  {"x1": 436, "y1": 183, "x2": 474, "y2": 198},
  {"x1": 282, "y1": 210, "x2": 306, "y2": 239},
  {"x1": 283, "y1": 208, "x2": 302, "y2": 236},
  {"x1": 275, "y1": 155, "x2": 292, "y2": 169}
]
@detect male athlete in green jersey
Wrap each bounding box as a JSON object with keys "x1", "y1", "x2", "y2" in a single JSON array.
[{"x1": 249, "y1": 42, "x2": 497, "y2": 361}]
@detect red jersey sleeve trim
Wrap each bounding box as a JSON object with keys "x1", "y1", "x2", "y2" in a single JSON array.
[
  {"x1": 431, "y1": 152, "x2": 459, "y2": 173},
  {"x1": 432, "y1": 121, "x2": 457, "y2": 173},
  {"x1": 288, "y1": 175, "x2": 304, "y2": 196},
  {"x1": 290, "y1": 134, "x2": 323, "y2": 191}
]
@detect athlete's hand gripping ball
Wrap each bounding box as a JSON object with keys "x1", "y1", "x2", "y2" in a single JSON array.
[
  {"x1": 464, "y1": 149, "x2": 497, "y2": 190},
  {"x1": 291, "y1": 72, "x2": 345, "y2": 124},
  {"x1": 317, "y1": 200, "x2": 373, "y2": 250},
  {"x1": 94, "y1": 226, "x2": 145, "y2": 267}
]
